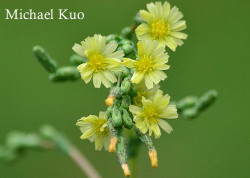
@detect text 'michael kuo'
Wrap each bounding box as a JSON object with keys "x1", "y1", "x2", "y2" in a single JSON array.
[{"x1": 5, "y1": 9, "x2": 85, "y2": 20}]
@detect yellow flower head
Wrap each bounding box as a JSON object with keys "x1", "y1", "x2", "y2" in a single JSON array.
[
  {"x1": 135, "y1": 82, "x2": 160, "y2": 106},
  {"x1": 129, "y1": 90, "x2": 178, "y2": 138},
  {"x1": 123, "y1": 40, "x2": 169, "y2": 89},
  {"x1": 136, "y1": 1, "x2": 188, "y2": 51},
  {"x1": 72, "y1": 34, "x2": 124, "y2": 88},
  {"x1": 76, "y1": 111, "x2": 110, "y2": 151}
]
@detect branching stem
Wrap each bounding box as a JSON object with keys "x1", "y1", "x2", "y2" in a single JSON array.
[{"x1": 69, "y1": 146, "x2": 101, "y2": 178}]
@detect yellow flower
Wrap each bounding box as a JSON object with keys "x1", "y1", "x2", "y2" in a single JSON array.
[
  {"x1": 123, "y1": 40, "x2": 169, "y2": 89},
  {"x1": 134, "y1": 82, "x2": 160, "y2": 106},
  {"x1": 136, "y1": 1, "x2": 188, "y2": 51},
  {"x1": 129, "y1": 90, "x2": 178, "y2": 138},
  {"x1": 76, "y1": 111, "x2": 110, "y2": 151},
  {"x1": 72, "y1": 34, "x2": 124, "y2": 88}
]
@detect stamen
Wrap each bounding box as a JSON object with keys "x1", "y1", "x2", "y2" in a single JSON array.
[{"x1": 151, "y1": 19, "x2": 169, "y2": 40}]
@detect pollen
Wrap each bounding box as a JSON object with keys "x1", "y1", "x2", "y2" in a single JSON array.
[
  {"x1": 88, "y1": 53, "x2": 106, "y2": 72},
  {"x1": 137, "y1": 55, "x2": 154, "y2": 73},
  {"x1": 151, "y1": 19, "x2": 169, "y2": 40}
]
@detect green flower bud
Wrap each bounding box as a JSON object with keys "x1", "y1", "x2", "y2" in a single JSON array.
[
  {"x1": 106, "y1": 34, "x2": 116, "y2": 43},
  {"x1": 177, "y1": 96, "x2": 198, "y2": 110},
  {"x1": 33, "y1": 46, "x2": 57, "y2": 73},
  {"x1": 113, "y1": 86, "x2": 123, "y2": 99},
  {"x1": 112, "y1": 106, "x2": 123, "y2": 128},
  {"x1": 182, "y1": 108, "x2": 198, "y2": 119},
  {"x1": 121, "y1": 95, "x2": 131, "y2": 110},
  {"x1": 121, "y1": 109, "x2": 133, "y2": 129},
  {"x1": 6, "y1": 132, "x2": 41, "y2": 152},
  {"x1": 106, "y1": 34, "x2": 123, "y2": 44},
  {"x1": 122, "y1": 44, "x2": 134, "y2": 55},
  {"x1": 49, "y1": 66, "x2": 80, "y2": 82},
  {"x1": 121, "y1": 67, "x2": 131, "y2": 79},
  {"x1": 197, "y1": 90, "x2": 218, "y2": 112},
  {"x1": 134, "y1": 13, "x2": 143, "y2": 25},
  {"x1": 121, "y1": 26, "x2": 133, "y2": 39},
  {"x1": 121, "y1": 78, "x2": 131, "y2": 95},
  {"x1": 70, "y1": 54, "x2": 87, "y2": 66}
]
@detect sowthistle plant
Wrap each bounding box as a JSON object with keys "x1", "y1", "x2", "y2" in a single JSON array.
[{"x1": 1, "y1": 1, "x2": 217, "y2": 177}]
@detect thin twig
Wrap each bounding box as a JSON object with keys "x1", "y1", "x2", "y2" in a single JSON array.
[{"x1": 68, "y1": 146, "x2": 101, "y2": 178}]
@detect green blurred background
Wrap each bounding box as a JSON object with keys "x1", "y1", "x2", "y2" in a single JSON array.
[{"x1": 0, "y1": 0, "x2": 249, "y2": 177}]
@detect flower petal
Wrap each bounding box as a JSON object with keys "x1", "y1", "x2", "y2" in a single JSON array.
[
  {"x1": 72, "y1": 44, "x2": 84, "y2": 57},
  {"x1": 131, "y1": 71, "x2": 144, "y2": 84},
  {"x1": 122, "y1": 58, "x2": 136, "y2": 68},
  {"x1": 93, "y1": 72, "x2": 102, "y2": 88},
  {"x1": 158, "y1": 119, "x2": 173, "y2": 134},
  {"x1": 129, "y1": 105, "x2": 142, "y2": 115}
]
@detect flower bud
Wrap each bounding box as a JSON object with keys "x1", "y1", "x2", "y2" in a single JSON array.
[
  {"x1": 49, "y1": 66, "x2": 80, "y2": 82},
  {"x1": 182, "y1": 108, "x2": 198, "y2": 119},
  {"x1": 197, "y1": 90, "x2": 218, "y2": 112},
  {"x1": 121, "y1": 26, "x2": 132, "y2": 39},
  {"x1": 112, "y1": 106, "x2": 123, "y2": 128},
  {"x1": 70, "y1": 54, "x2": 87, "y2": 66},
  {"x1": 177, "y1": 96, "x2": 198, "y2": 110},
  {"x1": 121, "y1": 78, "x2": 131, "y2": 94},
  {"x1": 33, "y1": 46, "x2": 57, "y2": 73}
]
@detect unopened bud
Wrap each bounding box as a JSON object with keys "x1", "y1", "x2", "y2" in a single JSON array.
[
  {"x1": 70, "y1": 54, "x2": 87, "y2": 66},
  {"x1": 49, "y1": 67, "x2": 80, "y2": 82},
  {"x1": 33, "y1": 46, "x2": 57, "y2": 73},
  {"x1": 121, "y1": 26, "x2": 132, "y2": 39}
]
